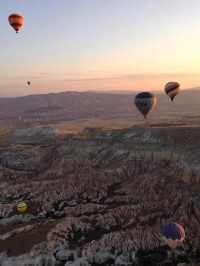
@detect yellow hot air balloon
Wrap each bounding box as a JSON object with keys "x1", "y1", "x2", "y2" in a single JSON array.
[
  {"x1": 17, "y1": 202, "x2": 28, "y2": 213},
  {"x1": 8, "y1": 14, "x2": 24, "y2": 33}
]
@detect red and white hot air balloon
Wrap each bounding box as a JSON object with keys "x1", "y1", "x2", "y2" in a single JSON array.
[{"x1": 165, "y1": 82, "x2": 180, "y2": 101}]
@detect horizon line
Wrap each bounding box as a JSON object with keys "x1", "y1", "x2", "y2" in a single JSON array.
[{"x1": 0, "y1": 86, "x2": 199, "y2": 99}]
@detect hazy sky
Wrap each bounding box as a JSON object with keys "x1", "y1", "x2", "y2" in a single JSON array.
[{"x1": 1, "y1": 0, "x2": 200, "y2": 96}]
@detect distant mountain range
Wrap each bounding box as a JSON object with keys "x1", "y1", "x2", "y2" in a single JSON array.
[{"x1": 0, "y1": 89, "x2": 199, "y2": 122}]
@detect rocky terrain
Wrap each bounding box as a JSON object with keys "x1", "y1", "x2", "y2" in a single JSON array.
[{"x1": 0, "y1": 125, "x2": 200, "y2": 265}]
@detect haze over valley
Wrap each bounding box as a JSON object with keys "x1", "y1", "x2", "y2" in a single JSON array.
[{"x1": 0, "y1": 88, "x2": 199, "y2": 130}]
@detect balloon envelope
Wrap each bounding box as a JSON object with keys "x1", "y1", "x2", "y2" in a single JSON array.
[
  {"x1": 135, "y1": 92, "x2": 157, "y2": 118},
  {"x1": 27, "y1": 81, "x2": 31, "y2": 86},
  {"x1": 8, "y1": 14, "x2": 24, "y2": 33},
  {"x1": 161, "y1": 223, "x2": 185, "y2": 248},
  {"x1": 165, "y1": 82, "x2": 180, "y2": 101},
  {"x1": 17, "y1": 202, "x2": 28, "y2": 213}
]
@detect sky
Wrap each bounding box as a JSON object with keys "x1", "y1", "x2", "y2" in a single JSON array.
[{"x1": 1, "y1": 0, "x2": 200, "y2": 97}]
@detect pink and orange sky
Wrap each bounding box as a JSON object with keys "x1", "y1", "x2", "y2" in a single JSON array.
[{"x1": 1, "y1": 0, "x2": 200, "y2": 97}]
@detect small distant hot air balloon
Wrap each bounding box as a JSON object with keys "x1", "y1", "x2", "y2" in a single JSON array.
[
  {"x1": 27, "y1": 81, "x2": 31, "y2": 86},
  {"x1": 8, "y1": 13, "x2": 24, "y2": 33},
  {"x1": 165, "y1": 82, "x2": 180, "y2": 101},
  {"x1": 135, "y1": 92, "x2": 157, "y2": 119},
  {"x1": 17, "y1": 201, "x2": 28, "y2": 214},
  {"x1": 161, "y1": 223, "x2": 185, "y2": 249}
]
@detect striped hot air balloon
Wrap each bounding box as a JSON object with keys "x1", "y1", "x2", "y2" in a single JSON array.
[
  {"x1": 8, "y1": 14, "x2": 24, "y2": 33},
  {"x1": 161, "y1": 223, "x2": 185, "y2": 249},
  {"x1": 135, "y1": 92, "x2": 157, "y2": 119},
  {"x1": 17, "y1": 201, "x2": 28, "y2": 213},
  {"x1": 165, "y1": 82, "x2": 180, "y2": 101}
]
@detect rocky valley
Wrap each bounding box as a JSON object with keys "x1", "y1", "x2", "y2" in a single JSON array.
[{"x1": 0, "y1": 125, "x2": 200, "y2": 265}]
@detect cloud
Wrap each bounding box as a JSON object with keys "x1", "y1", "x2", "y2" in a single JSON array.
[{"x1": 62, "y1": 72, "x2": 200, "y2": 82}]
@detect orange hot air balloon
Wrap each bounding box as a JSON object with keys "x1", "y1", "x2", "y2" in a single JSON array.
[{"x1": 8, "y1": 14, "x2": 24, "y2": 33}]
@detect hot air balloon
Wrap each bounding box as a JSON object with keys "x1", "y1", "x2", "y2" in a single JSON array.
[
  {"x1": 161, "y1": 223, "x2": 185, "y2": 249},
  {"x1": 17, "y1": 201, "x2": 28, "y2": 214},
  {"x1": 135, "y1": 92, "x2": 157, "y2": 119},
  {"x1": 27, "y1": 81, "x2": 31, "y2": 86},
  {"x1": 8, "y1": 14, "x2": 24, "y2": 33},
  {"x1": 165, "y1": 82, "x2": 180, "y2": 101}
]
